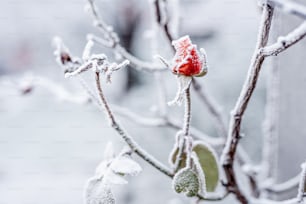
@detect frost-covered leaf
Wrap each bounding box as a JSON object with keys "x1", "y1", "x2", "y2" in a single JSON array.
[
  {"x1": 168, "y1": 76, "x2": 192, "y2": 106},
  {"x1": 169, "y1": 132, "x2": 186, "y2": 171},
  {"x1": 95, "y1": 161, "x2": 109, "y2": 179},
  {"x1": 170, "y1": 141, "x2": 220, "y2": 192},
  {"x1": 191, "y1": 152, "x2": 206, "y2": 195},
  {"x1": 172, "y1": 167, "x2": 200, "y2": 197},
  {"x1": 110, "y1": 156, "x2": 142, "y2": 176},
  {"x1": 83, "y1": 40, "x2": 94, "y2": 61},
  {"x1": 104, "y1": 171, "x2": 128, "y2": 185},
  {"x1": 103, "y1": 142, "x2": 115, "y2": 161},
  {"x1": 192, "y1": 141, "x2": 219, "y2": 192},
  {"x1": 169, "y1": 146, "x2": 187, "y2": 171},
  {"x1": 85, "y1": 178, "x2": 115, "y2": 204}
]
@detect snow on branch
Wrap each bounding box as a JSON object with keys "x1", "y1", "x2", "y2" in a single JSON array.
[
  {"x1": 94, "y1": 72, "x2": 174, "y2": 177},
  {"x1": 266, "y1": 0, "x2": 306, "y2": 20},
  {"x1": 220, "y1": 4, "x2": 274, "y2": 204},
  {"x1": 85, "y1": 0, "x2": 167, "y2": 72},
  {"x1": 261, "y1": 22, "x2": 306, "y2": 56},
  {"x1": 264, "y1": 174, "x2": 300, "y2": 194}
]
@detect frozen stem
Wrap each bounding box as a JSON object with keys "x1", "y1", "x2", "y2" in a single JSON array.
[
  {"x1": 261, "y1": 22, "x2": 306, "y2": 57},
  {"x1": 220, "y1": 4, "x2": 274, "y2": 204},
  {"x1": 264, "y1": 174, "x2": 300, "y2": 194},
  {"x1": 266, "y1": 0, "x2": 306, "y2": 20},
  {"x1": 183, "y1": 87, "x2": 191, "y2": 136},
  {"x1": 86, "y1": 0, "x2": 166, "y2": 72},
  {"x1": 94, "y1": 72, "x2": 173, "y2": 177},
  {"x1": 153, "y1": 0, "x2": 175, "y2": 52},
  {"x1": 297, "y1": 162, "x2": 306, "y2": 202}
]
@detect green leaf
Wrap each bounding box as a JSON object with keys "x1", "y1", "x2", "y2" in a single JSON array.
[
  {"x1": 192, "y1": 141, "x2": 219, "y2": 192},
  {"x1": 169, "y1": 141, "x2": 220, "y2": 192},
  {"x1": 169, "y1": 146, "x2": 187, "y2": 171}
]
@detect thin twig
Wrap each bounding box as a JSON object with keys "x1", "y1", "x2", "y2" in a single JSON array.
[
  {"x1": 94, "y1": 72, "x2": 173, "y2": 177},
  {"x1": 173, "y1": 87, "x2": 192, "y2": 172},
  {"x1": 86, "y1": 0, "x2": 166, "y2": 72},
  {"x1": 183, "y1": 88, "x2": 191, "y2": 136},
  {"x1": 153, "y1": 0, "x2": 176, "y2": 53},
  {"x1": 267, "y1": 0, "x2": 306, "y2": 20},
  {"x1": 260, "y1": 11, "x2": 281, "y2": 195},
  {"x1": 220, "y1": 5, "x2": 274, "y2": 204},
  {"x1": 261, "y1": 22, "x2": 306, "y2": 57},
  {"x1": 111, "y1": 106, "x2": 224, "y2": 146},
  {"x1": 297, "y1": 162, "x2": 306, "y2": 202},
  {"x1": 264, "y1": 174, "x2": 300, "y2": 194}
]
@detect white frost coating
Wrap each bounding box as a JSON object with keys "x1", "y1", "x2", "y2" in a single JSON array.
[
  {"x1": 297, "y1": 161, "x2": 306, "y2": 202},
  {"x1": 84, "y1": 145, "x2": 143, "y2": 204},
  {"x1": 261, "y1": 22, "x2": 306, "y2": 56},
  {"x1": 169, "y1": 131, "x2": 184, "y2": 169},
  {"x1": 84, "y1": 178, "x2": 115, "y2": 204},
  {"x1": 95, "y1": 161, "x2": 108, "y2": 179},
  {"x1": 154, "y1": 54, "x2": 170, "y2": 68},
  {"x1": 94, "y1": 143, "x2": 141, "y2": 185},
  {"x1": 103, "y1": 142, "x2": 115, "y2": 162},
  {"x1": 52, "y1": 36, "x2": 70, "y2": 65},
  {"x1": 64, "y1": 61, "x2": 93, "y2": 78},
  {"x1": 103, "y1": 170, "x2": 128, "y2": 185},
  {"x1": 52, "y1": 36, "x2": 68, "y2": 55},
  {"x1": 168, "y1": 75, "x2": 192, "y2": 106},
  {"x1": 101, "y1": 59, "x2": 129, "y2": 83},
  {"x1": 191, "y1": 152, "x2": 207, "y2": 196},
  {"x1": 110, "y1": 156, "x2": 142, "y2": 176},
  {"x1": 83, "y1": 40, "x2": 94, "y2": 61},
  {"x1": 61, "y1": 38, "x2": 129, "y2": 80},
  {"x1": 199, "y1": 48, "x2": 208, "y2": 74}
]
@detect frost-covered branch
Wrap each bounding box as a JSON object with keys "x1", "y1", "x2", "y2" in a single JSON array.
[
  {"x1": 86, "y1": 0, "x2": 167, "y2": 72},
  {"x1": 183, "y1": 88, "x2": 192, "y2": 136},
  {"x1": 94, "y1": 72, "x2": 173, "y2": 177},
  {"x1": 266, "y1": 0, "x2": 306, "y2": 20},
  {"x1": 152, "y1": 0, "x2": 175, "y2": 52},
  {"x1": 261, "y1": 22, "x2": 306, "y2": 57},
  {"x1": 252, "y1": 163, "x2": 306, "y2": 204},
  {"x1": 297, "y1": 162, "x2": 306, "y2": 202},
  {"x1": 111, "y1": 105, "x2": 224, "y2": 146},
  {"x1": 90, "y1": 35, "x2": 166, "y2": 72},
  {"x1": 264, "y1": 174, "x2": 300, "y2": 194},
  {"x1": 220, "y1": 4, "x2": 274, "y2": 204},
  {"x1": 260, "y1": 15, "x2": 281, "y2": 194},
  {"x1": 86, "y1": 0, "x2": 119, "y2": 46}
]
